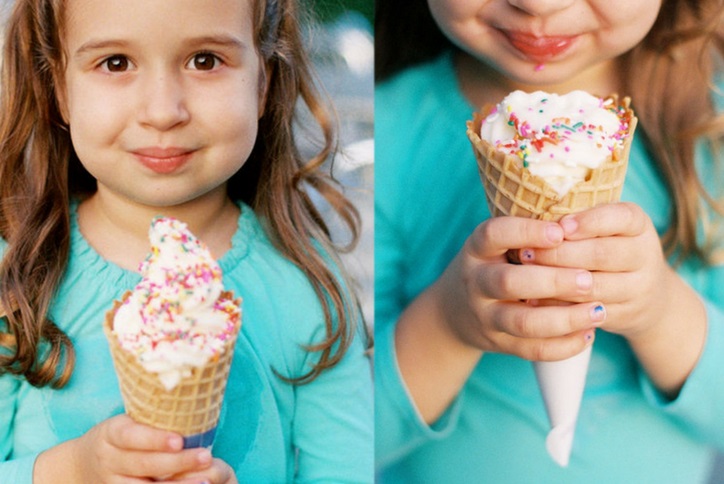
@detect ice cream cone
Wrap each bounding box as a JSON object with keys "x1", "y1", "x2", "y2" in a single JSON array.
[
  {"x1": 466, "y1": 95, "x2": 636, "y2": 221},
  {"x1": 104, "y1": 291, "x2": 241, "y2": 448},
  {"x1": 466, "y1": 94, "x2": 637, "y2": 466}
]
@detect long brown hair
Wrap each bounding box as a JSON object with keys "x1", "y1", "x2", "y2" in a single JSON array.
[
  {"x1": 376, "y1": 0, "x2": 724, "y2": 262},
  {"x1": 0, "y1": 0, "x2": 365, "y2": 388}
]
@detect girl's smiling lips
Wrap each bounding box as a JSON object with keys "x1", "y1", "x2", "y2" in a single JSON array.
[
  {"x1": 500, "y1": 30, "x2": 577, "y2": 62},
  {"x1": 132, "y1": 147, "x2": 196, "y2": 174}
]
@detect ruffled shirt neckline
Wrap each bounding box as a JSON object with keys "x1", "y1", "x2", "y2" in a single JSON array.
[{"x1": 69, "y1": 199, "x2": 256, "y2": 290}]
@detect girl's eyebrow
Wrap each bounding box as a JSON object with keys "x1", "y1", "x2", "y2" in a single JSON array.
[
  {"x1": 74, "y1": 34, "x2": 248, "y2": 58},
  {"x1": 183, "y1": 34, "x2": 248, "y2": 50},
  {"x1": 74, "y1": 39, "x2": 129, "y2": 58}
]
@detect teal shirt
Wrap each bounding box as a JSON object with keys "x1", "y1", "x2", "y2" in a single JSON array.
[
  {"x1": 375, "y1": 52, "x2": 724, "y2": 483},
  {"x1": 0, "y1": 202, "x2": 373, "y2": 483}
]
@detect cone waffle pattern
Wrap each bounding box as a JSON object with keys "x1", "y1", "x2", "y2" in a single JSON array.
[
  {"x1": 466, "y1": 95, "x2": 637, "y2": 221},
  {"x1": 104, "y1": 291, "x2": 240, "y2": 437}
]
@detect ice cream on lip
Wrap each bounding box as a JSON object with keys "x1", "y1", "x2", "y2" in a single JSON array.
[
  {"x1": 111, "y1": 216, "x2": 241, "y2": 391},
  {"x1": 502, "y1": 31, "x2": 576, "y2": 61},
  {"x1": 479, "y1": 90, "x2": 632, "y2": 197}
]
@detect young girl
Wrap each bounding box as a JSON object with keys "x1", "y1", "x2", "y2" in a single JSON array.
[
  {"x1": 376, "y1": 0, "x2": 723, "y2": 482},
  {"x1": 0, "y1": 0, "x2": 373, "y2": 482}
]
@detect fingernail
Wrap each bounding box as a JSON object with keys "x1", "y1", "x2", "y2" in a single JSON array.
[
  {"x1": 576, "y1": 271, "x2": 593, "y2": 290},
  {"x1": 521, "y1": 249, "x2": 534, "y2": 262},
  {"x1": 546, "y1": 224, "x2": 563, "y2": 243},
  {"x1": 560, "y1": 217, "x2": 578, "y2": 235},
  {"x1": 590, "y1": 304, "x2": 606, "y2": 325},
  {"x1": 168, "y1": 435, "x2": 183, "y2": 451},
  {"x1": 584, "y1": 329, "x2": 596, "y2": 343},
  {"x1": 197, "y1": 449, "x2": 212, "y2": 464}
]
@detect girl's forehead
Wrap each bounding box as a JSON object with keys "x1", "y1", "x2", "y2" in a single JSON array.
[{"x1": 63, "y1": 0, "x2": 256, "y2": 45}]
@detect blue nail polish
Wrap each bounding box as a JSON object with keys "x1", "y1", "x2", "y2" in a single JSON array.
[{"x1": 590, "y1": 304, "x2": 606, "y2": 324}]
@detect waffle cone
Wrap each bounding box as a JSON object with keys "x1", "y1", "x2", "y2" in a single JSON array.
[
  {"x1": 104, "y1": 291, "x2": 241, "y2": 440},
  {"x1": 466, "y1": 95, "x2": 637, "y2": 221}
]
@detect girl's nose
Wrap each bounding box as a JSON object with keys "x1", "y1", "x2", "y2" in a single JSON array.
[
  {"x1": 507, "y1": 0, "x2": 575, "y2": 16},
  {"x1": 138, "y1": 72, "x2": 190, "y2": 131}
]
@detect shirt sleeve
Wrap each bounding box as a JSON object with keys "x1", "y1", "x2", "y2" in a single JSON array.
[
  {"x1": 373, "y1": 201, "x2": 463, "y2": 469},
  {"x1": 0, "y1": 373, "x2": 36, "y2": 484},
  {"x1": 639, "y1": 298, "x2": 724, "y2": 451},
  {"x1": 292, "y1": 325, "x2": 374, "y2": 483},
  {"x1": 374, "y1": 320, "x2": 463, "y2": 470}
]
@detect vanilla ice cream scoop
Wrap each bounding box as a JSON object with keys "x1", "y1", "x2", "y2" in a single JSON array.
[
  {"x1": 112, "y1": 217, "x2": 241, "y2": 390},
  {"x1": 480, "y1": 90, "x2": 629, "y2": 196}
]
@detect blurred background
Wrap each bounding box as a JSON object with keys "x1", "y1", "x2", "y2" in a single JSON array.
[{"x1": 300, "y1": 0, "x2": 374, "y2": 328}]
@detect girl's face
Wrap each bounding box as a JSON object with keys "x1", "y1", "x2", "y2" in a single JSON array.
[
  {"x1": 61, "y1": 0, "x2": 264, "y2": 208},
  {"x1": 428, "y1": 0, "x2": 662, "y2": 92}
]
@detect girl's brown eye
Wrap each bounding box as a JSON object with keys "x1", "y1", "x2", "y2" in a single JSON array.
[
  {"x1": 190, "y1": 53, "x2": 219, "y2": 71},
  {"x1": 104, "y1": 55, "x2": 130, "y2": 72}
]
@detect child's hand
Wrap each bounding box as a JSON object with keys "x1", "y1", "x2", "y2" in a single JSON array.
[
  {"x1": 169, "y1": 457, "x2": 238, "y2": 483},
  {"x1": 519, "y1": 203, "x2": 670, "y2": 339},
  {"x1": 72, "y1": 414, "x2": 214, "y2": 482},
  {"x1": 434, "y1": 215, "x2": 601, "y2": 361}
]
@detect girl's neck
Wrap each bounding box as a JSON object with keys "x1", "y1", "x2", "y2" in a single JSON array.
[
  {"x1": 77, "y1": 188, "x2": 240, "y2": 271},
  {"x1": 454, "y1": 50, "x2": 624, "y2": 108}
]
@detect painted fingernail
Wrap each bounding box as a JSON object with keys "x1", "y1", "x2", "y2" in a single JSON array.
[
  {"x1": 590, "y1": 304, "x2": 606, "y2": 325},
  {"x1": 584, "y1": 329, "x2": 596, "y2": 343},
  {"x1": 521, "y1": 249, "x2": 534, "y2": 262},
  {"x1": 560, "y1": 217, "x2": 578, "y2": 235},
  {"x1": 546, "y1": 224, "x2": 564, "y2": 243},
  {"x1": 576, "y1": 271, "x2": 593, "y2": 290}
]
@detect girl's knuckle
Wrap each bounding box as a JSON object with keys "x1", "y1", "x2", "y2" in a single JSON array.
[{"x1": 511, "y1": 309, "x2": 534, "y2": 336}]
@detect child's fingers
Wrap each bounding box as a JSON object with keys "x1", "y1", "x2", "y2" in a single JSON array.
[
  {"x1": 520, "y1": 237, "x2": 643, "y2": 271},
  {"x1": 168, "y1": 457, "x2": 236, "y2": 483},
  {"x1": 559, "y1": 202, "x2": 648, "y2": 240},
  {"x1": 495, "y1": 327, "x2": 596, "y2": 362},
  {"x1": 104, "y1": 414, "x2": 183, "y2": 452},
  {"x1": 486, "y1": 301, "x2": 606, "y2": 339},
  {"x1": 467, "y1": 216, "x2": 564, "y2": 260},
  {"x1": 113, "y1": 447, "x2": 213, "y2": 480},
  {"x1": 476, "y1": 263, "x2": 593, "y2": 301}
]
